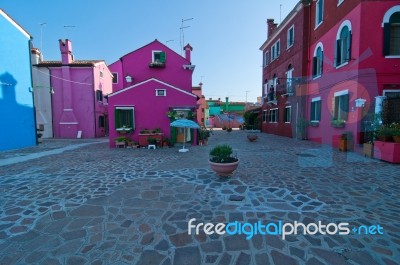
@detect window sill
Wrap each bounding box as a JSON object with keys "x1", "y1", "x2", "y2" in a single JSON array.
[
  {"x1": 314, "y1": 21, "x2": 323, "y2": 30},
  {"x1": 335, "y1": 62, "x2": 349, "y2": 69},
  {"x1": 312, "y1": 74, "x2": 322, "y2": 80},
  {"x1": 385, "y1": 55, "x2": 400, "y2": 59},
  {"x1": 310, "y1": 121, "x2": 320, "y2": 127}
]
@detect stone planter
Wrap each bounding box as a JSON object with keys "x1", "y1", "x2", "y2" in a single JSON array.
[
  {"x1": 247, "y1": 135, "x2": 258, "y2": 142},
  {"x1": 209, "y1": 159, "x2": 240, "y2": 177}
]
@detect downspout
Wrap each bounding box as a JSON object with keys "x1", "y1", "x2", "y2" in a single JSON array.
[
  {"x1": 49, "y1": 67, "x2": 54, "y2": 138},
  {"x1": 28, "y1": 39, "x2": 38, "y2": 145},
  {"x1": 93, "y1": 66, "x2": 96, "y2": 138}
]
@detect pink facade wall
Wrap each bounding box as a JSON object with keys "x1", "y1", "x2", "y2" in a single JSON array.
[
  {"x1": 109, "y1": 40, "x2": 192, "y2": 93},
  {"x1": 107, "y1": 40, "x2": 198, "y2": 147},
  {"x1": 51, "y1": 63, "x2": 112, "y2": 138},
  {"x1": 306, "y1": 2, "x2": 400, "y2": 147}
]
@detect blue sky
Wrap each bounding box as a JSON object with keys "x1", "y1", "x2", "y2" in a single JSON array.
[{"x1": 2, "y1": 0, "x2": 299, "y2": 102}]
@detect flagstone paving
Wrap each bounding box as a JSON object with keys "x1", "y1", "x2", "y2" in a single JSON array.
[{"x1": 0, "y1": 131, "x2": 399, "y2": 264}]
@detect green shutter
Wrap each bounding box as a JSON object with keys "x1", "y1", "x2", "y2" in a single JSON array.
[
  {"x1": 310, "y1": 102, "x2": 315, "y2": 120},
  {"x1": 160, "y1": 52, "x2": 166, "y2": 63},
  {"x1": 347, "y1": 31, "x2": 352, "y2": 61},
  {"x1": 316, "y1": 101, "x2": 321, "y2": 121},
  {"x1": 130, "y1": 109, "x2": 135, "y2": 129},
  {"x1": 334, "y1": 96, "x2": 339, "y2": 119},
  {"x1": 320, "y1": 51, "x2": 324, "y2": 74},
  {"x1": 335, "y1": 39, "x2": 341, "y2": 66},
  {"x1": 383, "y1": 23, "x2": 391, "y2": 56},
  {"x1": 342, "y1": 94, "x2": 349, "y2": 120},
  {"x1": 312, "y1": 57, "x2": 317, "y2": 77},
  {"x1": 115, "y1": 109, "x2": 120, "y2": 128}
]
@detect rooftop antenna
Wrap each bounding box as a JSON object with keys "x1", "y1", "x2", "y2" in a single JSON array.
[
  {"x1": 63, "y1": 25, "x2": 75, "y2": 39},
  {"x1": 280, "y1": 4, "x2": 282, "y2": 24},
  {"x1": 180, "y1": 18, "x2": 193, "y2": 55},
  {"x1": 39, "y1": 22, "x2": 46, "y2": 53}
]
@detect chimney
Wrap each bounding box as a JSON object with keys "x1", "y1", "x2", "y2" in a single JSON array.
[
  {"x1": 184, "y1": 44, "x2": 193, "y2": 62},
  {"x1": 59, "y1": 39, "x2": 73, "y2": 64},
  {"x1": 267, "y1": 19, "x2": 277, "y2": 38},
  {"x1": 31, "y1": 48, "x2": 42, "y2": 64}
]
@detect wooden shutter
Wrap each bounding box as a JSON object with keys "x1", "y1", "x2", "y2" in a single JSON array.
[
  {"x1": 335, "y1": 39, "x2": 341, "y2": 66},
  {"x1": 347, "y1": 31, "x2": 352, "y2": 61},
  {"x1": 312, "y1": 57, "x2": 317, "y2": 77},
  {"x1": 316, "y1": 101, "x2": 321, "y2": 121},
  {"x1": 383, "y1": 23, "x2": 391, "y2": 56},
  {"x1": 115, "y1": 109, "x2": 120, "y2": 128},
  {"x1": 342, "y1": 94, "x2": 349, "y2": 120},
  {"x1": 160, "y1": 52, "x2": 166, "y2": 63},
  {"x1": 310, "y1": 102, "x2": 315, "y2": 120}
]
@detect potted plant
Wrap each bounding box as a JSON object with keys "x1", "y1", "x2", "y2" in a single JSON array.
[
  {"x1": 376, "y1": 125, "x2": 394, "y2": 142},
  {"x1": 331, "y1": 119, "x2": 346, "y2": 128},
  {"x1": 209, "y1": 144, "x2": 239, "y2": 177},
  {"x1": 247, "y1": 133, "x2": 258, "y2": 142},
  {"x1": 198, "y1": 129, "x2": 210, "y2": 146},
  {"x1": 115, "y1": 136, "x2": 127, "y2": 148}
]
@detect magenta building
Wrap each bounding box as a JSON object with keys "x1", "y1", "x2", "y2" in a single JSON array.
[
  {"x1": 36, "y1": 39, "x2": 113, "y2": 138},
  {"x1": 107, "y1": 40, "x2": 198, "y2": 147}
]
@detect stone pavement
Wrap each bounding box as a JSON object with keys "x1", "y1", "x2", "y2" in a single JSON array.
[{"x1": 0, "y1": 131, "x2": 399, "y2": 265}]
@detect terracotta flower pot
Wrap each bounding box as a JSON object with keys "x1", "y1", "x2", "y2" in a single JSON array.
[
  {"x1": 247, "y1": 135, "x2": 258, "y2": 142},
  {"x1": 209, "y1": 159, "x2": 240, "y2": 177}
]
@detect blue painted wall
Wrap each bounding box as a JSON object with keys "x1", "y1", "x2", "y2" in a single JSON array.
[{"x1": 0, "y1": 11, "x2": 36, "y2": 151}]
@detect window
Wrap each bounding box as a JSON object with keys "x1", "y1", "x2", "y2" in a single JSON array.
[
  {"x1": 338, "y1": 0, "x2": 344, "y2": 6},
  {"x1": 310, "y1": 97, "x2": 321, "y2": 121},
  {"x1": 383, "y1": 8, "x2": 400, "y2": 56},
  {"x1": 312, "y1": 44, "x2": 324, "y2": 78},
  {"x1": 264, "y1": 51, "x2": 269, "y2": 67},
  {"x1": 112, "y1": 73, "x2": 118, "y2": 84},
  {"x1": 269, "y1": 108, "x2": 279, "y2": 123},
  {"x1": 156, "y1": 89, "x2": 166, "y2": 96},
  {"x1": 335, "y1": 23, "x2": 352, "y2": 66},
  {"x1": 152, "y1": 51, "x2": 166, "y2": 63},
  {"x1": 115, "y1": 107, "x2": 135, "y2": 129},
  {"x1": 316, "y1": 0, "x2": 324, "y2": 27},
  {"x1": 98, "y1": 115, "x2": 105, "y2": 128},
  {"x1": 287, "y1": 26, "x2": 294, "y2": 48},
  {"x1": 286, "y1": 65, "x2": 294, "y2": 94},
  {"x1": 332, "y1": 90, "x2": 349, "y2": 121},
  {"x1": 284, "y1": 106, "x2": 292, "y2": 123},
  {"x1": 263, "y1": 110, "x2": 267, "y2": 122},
  {"x1": 96, "y1": 90, "x2": 103, "y2": 102},
  {"x1": 271, "y1": 40, "x2": 280, "y2": 61},
  {"x1": 100, "y1": 71, "x2": 103, "y2": 78}
]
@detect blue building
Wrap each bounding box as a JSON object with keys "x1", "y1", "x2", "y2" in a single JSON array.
[{"x1": 0, "y1": 9, "x2": 36, "y2": 151}]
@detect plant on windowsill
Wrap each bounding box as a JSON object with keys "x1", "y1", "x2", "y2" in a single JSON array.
[
  {"x1": 209, "y1": 144, "x2": 239, "y2": 177},
  {"x1": 116, "y1": 125, "x2": 133, "y2": 134},
  {"x1": 149, "y1": 61, "x2": 165, "y2": 68},
  {"x1": 331, "y1": 119, "x2": 346, "y2": 128}
]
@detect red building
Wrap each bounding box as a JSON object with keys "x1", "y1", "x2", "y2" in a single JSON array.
[
  {"x1": 259, "y1": 2, "x2": 311, "y2": 139},
  {"x1": 192, "y1": 83, "x2": 206, "y2": 126},
  {"x1": 306, "y1": 0, "x2": 400, "y2": 149}
]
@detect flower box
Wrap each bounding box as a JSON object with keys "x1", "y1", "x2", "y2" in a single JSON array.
[{"x1": 374, "y1": 141, "x2": 400, "y2": 163}]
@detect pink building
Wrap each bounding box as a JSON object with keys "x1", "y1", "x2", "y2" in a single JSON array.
[
  {"x1": 35, "y1": 39, "x2": 113, "y2": 138},
  {"x1": 107, "y1": 40, "x2": 198, "y2": 147},
  {"x1": 192, "y1": 82, "x2": 206, "y2": 126},
  {"x1": 306, "y1": 0, "x2": 400, "y2": 149}
]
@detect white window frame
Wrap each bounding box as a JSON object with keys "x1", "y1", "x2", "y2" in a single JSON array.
[
  {"x1": 284, "y1": 106, "x2": 292, "y2": 123},
  {"x1": 287, "y1": 25, "x2": 294, "y2": 49},
  {"x1": 315, "y1": 0, "x2": 324, "y2": 29},
  {"x1": 333, "y1": 90, "x2": 349, "y2": 121},
  {"x1": 286, "y1": 66, "x2": 294, "y2": 90},
  {"x1": 263, "y1": 110, "x2": 267, "y2": 123},
  {"x1": 152, "y1": 50, "x2": 165, "y2": 63},
  {"x1": 269, "y1": 108, "x2": 279, "y2": 123},
  {"x1": 115, "y1": 106, "x2": 135, "y2": 130},
  {"x1": 271, "y1": 39, "x2": 281, "y2": 61},
  {"x1": 264, "y1": 51, "x2": 269, "y2": 67},
  {"x1": 335, "y1": 20, "x2": 352, "y2": 68},
  {"x1": 382, "y1": 6, "x2": 400, "y2": 58},
  {"x1": 112, "y1": 72, "x2": 118, "y2": 84},
  {"x1": 311, "y1": 97, "x2": 321, "y2": 122},
  {"x1": 312, "y1": 43, "x2": 324, "y2": 79},
  {"x1": 155, "y1": 89, "x2": 166, "y2": 97}
]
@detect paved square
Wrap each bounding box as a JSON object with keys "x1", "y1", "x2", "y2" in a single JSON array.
[{"x1": 0, "y1": 131, "x2": 399, "y2": 264}]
